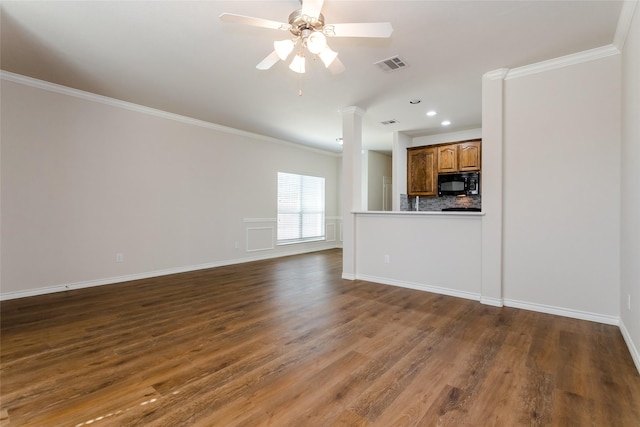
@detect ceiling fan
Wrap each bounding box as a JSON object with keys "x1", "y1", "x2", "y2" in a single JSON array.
[{"x1": 219, "y1": 0, "x2": 393, "y2": 75}]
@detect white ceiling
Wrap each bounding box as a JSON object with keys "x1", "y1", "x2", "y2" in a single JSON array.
[{"x1": 0, "y1": 1, "x2": 625, "y2": 153}]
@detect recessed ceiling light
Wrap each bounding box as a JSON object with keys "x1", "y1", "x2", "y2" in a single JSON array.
[
  {"x1": 426, "y1": 110, "x2": 437, "y2": 117},
  {"x1": 441, "y1": 120, "x2": 451, "y2": 126},
  {"x1": 409, "y1": 99, "x2": 421, "y2": 104}
]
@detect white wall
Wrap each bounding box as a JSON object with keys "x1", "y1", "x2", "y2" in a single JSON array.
[
  {"x1": 620, "y1": 2, "x2": 640, "y2": 371},
  {"x1": 0, "y1": 76, "x2": 341, "y2": 298},
  {"x1": 367, "y1": 151, "x2": 392, "y2": 211},
  {"x1": 502, "y1": 54, "x2": 621, "y2": 320}
]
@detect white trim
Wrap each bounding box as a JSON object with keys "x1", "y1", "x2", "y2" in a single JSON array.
[
  {"x1": 246, "y1": 226, "x2": 275, "y2": 252},
  {"x1": 505, "y1": 45, "x2": 620, "y2": 80},
  {"x1": 355, "y1": 274, "x2": 481, "y2": 302},
  {"x1": 503, "y1": 298, "x2": 619, "y2": 326},
  {"x1": 342, "y1": 272, "x2": 356, "y2": 280},
  {"x1": 613, "y1": 0, "x2": 639, "y2": 50},
  {"x1": 0, "y1": 245, "x2": 340, "y2": 301},
  {"x1": 347, "y1": 275, "x2": 620, "y2": 326},
  {"x1": 325, "y1": 223, "x2": 337, "y2": 242},
  {"x1": 483, "y1": 68, "x2": 509, "y2": 81},
  {"x1": 243, "y1": 218, "x2": 277, "y2": 223},
  {"x1": 339, "y1": 106, "x2": 366, "y2": 116},
  {"x1": 619, "y1": 318, "x2": 640, "y2": 374},
  {"x1": 480, "y1": 296, "x2": 504, "y2": 307},
  {"x1": 0, "y1": 71, "x2": 340, "y2": 157}
]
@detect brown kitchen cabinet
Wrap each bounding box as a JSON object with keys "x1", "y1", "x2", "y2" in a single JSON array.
[
  {"x1": 408, "y1": 139, "x2": 482, "y2": 196},
  {"x1": 407, "y1": 146, "x2": 437, "y2": 196},
  {"x1": 458, "y1": 141, "x2": 481, "y2": 171},
  {"x1": 437, "y1": 145, "x2": 458, "y2": 173}
]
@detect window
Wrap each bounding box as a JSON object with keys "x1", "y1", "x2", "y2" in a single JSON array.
[{"x1": 277, "y1": 172, "x2": 325, "y2": 244}]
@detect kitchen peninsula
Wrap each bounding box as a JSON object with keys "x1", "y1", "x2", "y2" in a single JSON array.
[
  {"x1": 352, "y1": 210, "x2": 483, "y2": 301},
  {"x1": 345, "y1": 136, "x2": 486, "y2": 307}
]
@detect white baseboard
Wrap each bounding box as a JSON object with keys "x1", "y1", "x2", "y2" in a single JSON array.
[
  {"x1": 503, "y1": 298, "x2": 619, "y2": 326},
  {"x1": 480, "y1": 296, "x2": 504, "y2": 307},
  {"x1": 0, "y1": 244, "x2": 340, "y2": 301},
  {"x1": 350, "y1": 276, "x2": 639, "y2": 374},
  {"x1": 349, "y1": 276, "x2": 620, "y2": 327},
  {"x1": 356, "y1": 278, "x2": 637, "y2": 376},
  {"x1": 5, "y1": 253, "x2": 637, "y2": 376},
  {"x1": 355, "y1": 274, "x2": 481, "y2": 302},
  {"x1": 619, "y1": 318, "x2": 640, "y2": 375}
]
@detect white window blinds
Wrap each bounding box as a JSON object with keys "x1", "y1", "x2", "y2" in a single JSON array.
[{"x1": 277, "y1": 172, "x2": 325, "y2": 244}]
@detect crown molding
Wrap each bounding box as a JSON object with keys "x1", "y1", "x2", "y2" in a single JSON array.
[
  {"x1": 614, "y1": 0, "x2": 639, "y2": 50},
  {"x1": 505, "y1": 45, "x2": 620, "y2": 80},
  {"x1": 483, "y1": 68, "x2": 510, "y2": 81},
  {"x1": 339, "y1": 106, "x2": 366, "y2": 116},
  {"x1": 0, "y1": 70, "x2": 341, "y2": 157}
]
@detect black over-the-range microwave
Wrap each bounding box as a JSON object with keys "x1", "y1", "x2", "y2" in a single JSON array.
[{"x1": 437, "y1": 172, "x2": 480, "y2": 196}]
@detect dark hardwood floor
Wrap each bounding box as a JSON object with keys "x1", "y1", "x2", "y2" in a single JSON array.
[{"x1": 1, "y1": 249, "x2": 639, "y2": 426}]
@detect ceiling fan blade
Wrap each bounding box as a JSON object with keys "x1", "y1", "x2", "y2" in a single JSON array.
[
  {"x1": 256, "y1": 51, "x2": 281, "y2": 70},
  {"x1": 329, "y1": 57, "x2": 345, "y2": 75},
  {"x1": 301, "y1": 0, "x2": 324, "y2": 22},
  {"x1": 219, "y1": 13, "x2": 290, "y2": 31},
  {"x1": 325, "y1": 22, "x2": 393, "y2": 38}
]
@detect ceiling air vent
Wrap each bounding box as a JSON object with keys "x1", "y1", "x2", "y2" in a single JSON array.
[
  {"x1": 381, "y1": 119, "x2": 398, "y2": 125},
  {"x1": 375, "y1": 56, "x2": 408, "y2": 72}
]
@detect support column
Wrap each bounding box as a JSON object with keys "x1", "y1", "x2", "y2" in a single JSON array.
[
  {"x1": 392, "y1": 131, "x2": 411, "y2": 211},
  {"x1": 340, "y1": 106, "x2": 365, "y2": 280},
  {"x1": 481, "y1": 68, "x2": 509, "y2": 306}
]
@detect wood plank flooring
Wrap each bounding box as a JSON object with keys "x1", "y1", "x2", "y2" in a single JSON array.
[{"x1": 1, "y1": 248, "x2": 639, "y2": 426}]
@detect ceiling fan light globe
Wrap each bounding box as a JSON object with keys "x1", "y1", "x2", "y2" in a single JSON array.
[
  {"x1": 289, "y1": 53, "x2": 306, "y2": 73},
  {"x1": 319, "y1": 46, "x2": 338, "y2": 68},
  {"x1": 274, "y1": 39, "x2": 294, "y2": 61},
  {"x1": 306, "y1": 31, "x2": 327, "y2": 54}
]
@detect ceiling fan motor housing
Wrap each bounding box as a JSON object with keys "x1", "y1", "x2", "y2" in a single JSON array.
[{"x1": 288, "y1": 9, "x2": 325, "y2": 36}]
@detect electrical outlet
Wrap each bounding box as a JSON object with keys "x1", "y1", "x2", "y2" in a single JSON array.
[
  {"x1": 384, "y1": 254, "x2": 390, "y2": 264},
  {"x1": 116, "y1": 253, "x2": 124, "y2": 263},
  {"x1": 628, "y1": 294, "x2": 632, "y2": 311},
  {"x1": 235, "y1": 241, "x2": 240, "y2": 249}
]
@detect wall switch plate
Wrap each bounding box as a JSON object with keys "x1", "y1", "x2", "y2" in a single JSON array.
[
  {"x1": 628, "y1": 294, "x2": 632, "y2": 310},
  {"x1": 116, "y1": 253, "x2": 124, "y2": 263},
  {"x1": 384, "y1": 254, "x2": 390, "y2": 264}
]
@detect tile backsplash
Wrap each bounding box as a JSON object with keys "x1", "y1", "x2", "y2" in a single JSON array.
[{"x1": 400, "y1": 194, "x2": 481, "y2": 212}]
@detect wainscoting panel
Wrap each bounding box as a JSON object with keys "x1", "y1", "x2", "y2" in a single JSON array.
[
  {"x1": 325, "y1": 223, "x2": 336, "y2": 242},
  {"x1": 246, "y1": 227, "x2": 274, "y2": 252}
]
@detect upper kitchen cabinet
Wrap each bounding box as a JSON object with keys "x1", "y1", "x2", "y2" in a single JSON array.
[
  {"x1": 408, "y1": 139, "x2": 482, "y2": 196},
  {"x1": 458, "y1": 141, "x2": 481, "y2": 171},
  {"x1": 407, "y1": 146, "x2": 437, "y2": 196},
  {"x1": 437, "y1": 139, "x2": 481, "y2": 173},
  {"x1": 437, "y1": 145, "x2": 458, "y2": 173}
]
